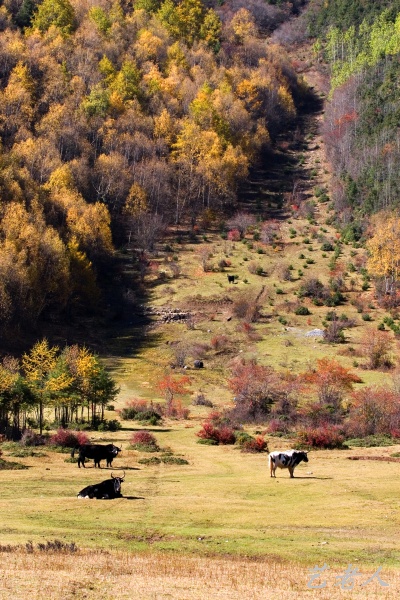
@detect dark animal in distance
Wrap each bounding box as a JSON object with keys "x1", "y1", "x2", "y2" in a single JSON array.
[
  {"x1": 268, "y1": 450, "x2": 309, "y2": 478},
  {"x1": 71, "y1": 443, "x2": 121, "y2": 468},
  {"x1": 227, "y1": 275, "x2": 235, "y2": 284},
  {"x1": 77, "y1": 472, "x2": 125, "y2": 499}
]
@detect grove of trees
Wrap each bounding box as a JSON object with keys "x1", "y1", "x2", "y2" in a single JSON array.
[{"x1": 0, "y1": 339, "x2": 118, "y2": 439}]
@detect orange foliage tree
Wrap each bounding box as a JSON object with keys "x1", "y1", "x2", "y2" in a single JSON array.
[
  {"x1": 301, "y1": 358, "x2": 362, "y2": 407},
  {"x1": 156, "y1": 373, "x2": 191, "y2": 418}
]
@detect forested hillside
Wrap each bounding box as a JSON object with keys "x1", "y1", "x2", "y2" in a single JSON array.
[
  {"x1": 0, "y1": 0, "x2": 307, "y2": 341},
  {"x1": 309, "y1": 0, "x2": 400, "y2": 231}
]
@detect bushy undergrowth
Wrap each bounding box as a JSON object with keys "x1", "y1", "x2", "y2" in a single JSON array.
[
  {"x1": 0, "y1": 458, "x2": 28, "y2": 470},
  {"x1": 138, "y1": 455, "x2": 189, "y2": 465},
  {"x1": 197, "y1": 421, "x2": 236, "y2": 445},
  {"x1": 20, "y1": 429, "x2": 47, "y2": 447},
  {"x1": 49, "y1": 429, "x2": 89, "y2": 448},
  {"x1": 0, "y1": 540, "x2": 78, "y2": 554},
  {"x1": 235, "y1": 432, "x2": 268, "y2": 453},
  {"x1": 192, "y1": 393, "x2": 214, "y2": 407},
  {"x1": 196, "y1": 412, "x2": 268, "y2": 451},
  {"x1": 295, "y1": 424, "x2": 346, "y2": 449},
  {"x1": 97, "y1": 419, "x2": 122, "y2": 432},
  {"x1": 119, "y1": 399, "x2": 162, "y2": 426},
  {"x1": 7, "y1": 448, "x2": 47, "y2": 458},
  {"x1": 130, "y1": 431, "x2": 160, "y2": 452},
  {"x1": 345, "y1": 435, "x2": 397, "y2": 447}
]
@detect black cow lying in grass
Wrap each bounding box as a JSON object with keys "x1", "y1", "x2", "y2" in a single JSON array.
[{"x1": 77, "y1": 472, "x2": 125, "y2": 499}]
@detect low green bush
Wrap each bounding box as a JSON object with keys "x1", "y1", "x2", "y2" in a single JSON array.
[{"x1": 345, "y1": 435, "x2": 396, "y2": 447}]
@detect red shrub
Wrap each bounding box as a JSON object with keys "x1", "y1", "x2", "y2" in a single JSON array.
[
  {"x1": 49, "y1": 429, "x2": 89, "y2": 448},
  {"x1": 217, "y1": 426, "x2": 236, "y2": 445},
  {"x1": 130, "y1": 430, "x2": 159, "y2": 449},
  {"x1": 295, "y1": 424, "x2": 345, "y2": 449},
  {"x1": 227, "y1": 229, "x2": 241, "y2": 241},
  {"x1": 196, "y1": 421, "x2": 236, "y2": 445},
  {"x1": 210, "y1": 335, "x2": 229, "y2": 351},
  {"x1": 239, "y1": 322, "x2": 254, "y2": 335},
  {"x1": 241, "y1": 435, "x2": 268, "y2": 453},
  {"x1": 197, "y1": 421, "x2": 219, "y2": 442},
  {"x1": 206, "y1": 410, "x2": 225, "y2": 425},
  {"x1": 162, "y1": 398, "x2": 190, "y2": 420}
]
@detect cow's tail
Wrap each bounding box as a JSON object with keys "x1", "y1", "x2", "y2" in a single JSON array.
[{"x1": 71, "y1": 446, "x2": 79, "y2": 458}]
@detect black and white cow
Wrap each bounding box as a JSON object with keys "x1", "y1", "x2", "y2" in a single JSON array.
[
  {"x1": 71, "y1": 443, "x2": 121, "y2": 468},
  {"x1": 268, "y1": 450, "x2": 309, "y2": 478},
  {"x1": 77, "y1": 472, "x2": 125, "y2": 499}
]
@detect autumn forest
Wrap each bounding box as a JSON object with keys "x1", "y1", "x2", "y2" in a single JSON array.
[{"x1": 0, "y1": 0, "x2": 308, "y2": 338}]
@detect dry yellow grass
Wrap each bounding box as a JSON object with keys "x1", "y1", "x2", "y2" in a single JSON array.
[{"x1": 1, "y1": 548, "x2": 399, "y2": 600}]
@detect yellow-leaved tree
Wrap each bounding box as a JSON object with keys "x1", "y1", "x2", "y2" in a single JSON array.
[
  {"x1": 22, "y1": 339, "x2": 59, "y2": 434},
  {"x1": 366, "y1": 213, "x2": 400, "y2": 296}
]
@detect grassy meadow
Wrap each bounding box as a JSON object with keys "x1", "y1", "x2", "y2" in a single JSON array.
[{"x1": 1, "y1": 425, "x2": 400, "y2": 598}]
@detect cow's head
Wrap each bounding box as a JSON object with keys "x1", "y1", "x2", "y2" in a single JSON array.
[
  {"x1": 110, "y1": 444, "x2": 122, "y2": 457},
  {"x1": 111, "y1": 471, "x2": 125, "y2": 494},
  {"x1": 300, "y1": 451, "x2": 309, "y2": 463}
]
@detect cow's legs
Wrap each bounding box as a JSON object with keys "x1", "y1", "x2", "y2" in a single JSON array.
[{"x1": 288, "y1": 466, "x2": 294, "y2": 478}]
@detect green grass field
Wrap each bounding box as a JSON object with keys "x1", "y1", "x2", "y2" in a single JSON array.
[
  {"x1": 1, "y1": 426, "x2": 400, "y2": 565},
  {"x1": 1, "y1": 425, "x2": 400, "y2": 598}
]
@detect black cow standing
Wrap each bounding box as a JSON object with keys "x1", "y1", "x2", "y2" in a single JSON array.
[
  {"x1": 227, "y1": 275, "x2": 235, "y2": 284},
  {"x1": 71, "y1": 443, "x2": 121, "y2": 468},
  {"x1": 77, "y1": 472, "x2": 125, "y2": 499}
]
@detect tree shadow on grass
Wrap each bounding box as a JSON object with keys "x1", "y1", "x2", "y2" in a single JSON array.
[
  {"x1": 123, "y1": 496, "x2": 145, "y2": 500},
  {"x1": 104, "y1": 466, "x2": 141, "y2": 471},
  {"x1": 290, "y1": 476, "x2": 333, "y2": 480},
  {"x1": 120, "y1": 427, "x2": 173, "y2": 433}
]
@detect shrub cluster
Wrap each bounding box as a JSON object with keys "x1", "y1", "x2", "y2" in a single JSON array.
[
  {"x1": 235, "y1": 432, "x2": 268, "y2": 453},
  {"x1": 20, "y1": 430, "x2": 47, "y2": 447},
  {"x1": 295, "y1": 424, "x2": 345, "y2": 449},
  {"x1": 197, "y1": 421, "x2": 236, "y2": 445},
  {"x1": 197, "y1": 412, "x2": 268, "y2": 451},
  {"x1": 298, "y1": 277, "x2": 344, "y2": 307},
  {"x1": 120, "y1": 399, "x2": 162, "y2": 425},
  {"x1": 130, "y1": 431, "x2": 160, "y2": 452},
  {"x1": 97, "y1": 419, "x2": 122, "y2": 432},
  {"x1": 48, "y1": 429, "x2": 89, "y2": 448},
  {"x1": 192, "y1": 393, "x2": 213, "y2": 407},
  {"x1": 227, "y1": 229, "x2": 241, "y2": 242}
]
